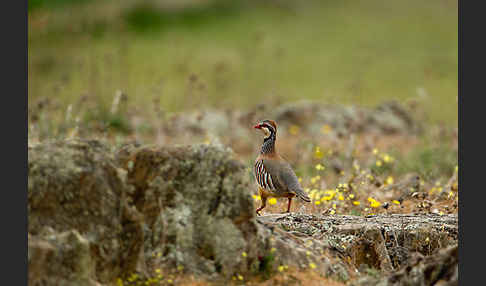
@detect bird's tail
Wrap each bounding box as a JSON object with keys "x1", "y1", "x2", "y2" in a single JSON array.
[{"x1": 295, "y1": 188, "x2": 311, "y2": 202}]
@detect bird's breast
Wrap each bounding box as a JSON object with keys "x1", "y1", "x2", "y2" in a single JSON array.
[{"x1": 254, "y1": 160, "x2": 277, "y2": 191}]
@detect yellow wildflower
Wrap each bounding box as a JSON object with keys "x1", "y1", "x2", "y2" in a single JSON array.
[
  {"x1": 155, "y1": 269, "x2": 161, "y2": 274},
  {"x1": 237, "y1": 275, "x2": 244, "y2": 281},
  {"x1": 452, "y1": 182, "x2": 458, "y2": 190},
  {"x1": 278, "y1": 265, "x2": 285, "y2": 272},
  {"x1": 289, "y1": 125, "x2": 300, "y2": 135},
  {"x1": 321, "y1": 190, "x2": 335, "y2": 201},
  {"x1": 270, "y1": 247, "x2": 276, "y2": 253},
  {"x1": 314, "y1": 146, "x2": 324, "y2": 159},
  {"x1": 310, "y1": 189, "x2": 320, "y2": 200},
  {"x1": 338, "y1": 183, "x2": 348, "y2": 189},
  {"x1": 252, "y1": 195, "x2": 261, "y2": 201},
  {"x1": 268, "y1": 198, "x2": 277, "y2": 205},
  {"x1": 330, "y1": 209, "x2": 335, "y2": 215},
  {"x1": 315, "y1": 163, "x2": 325, "y2": 171},
  {"x1": 117, "y1": 278, "x2": 124, "y2": 286},
  {"x1": 353, "y1": 201, "x2": 360, "y2": 206},
  {"x1": 315, "y1": 201, "x2": 321, "y2": 205},
  {"x1": 375, "y1": 160, "x2": 383, "y2": 167},
  {"x1": 392, "y1": 200, "x2": 400, "y2": 205},
  {"x1": 372, "y1": 148, "x2": 379, "y2": 155},
  {"x1": 241, "y1": 252, "x2": 247, "y2": 258},
  {"x1": 332, "y1": 203, "x2": 337, "y2": 209},
  {"x1": 383, "y1": 154, "x2": 394, "y2": 163},
  {"x1": 128, "y1": 274, "x2": 138, "y2": 282},
  {"x1": 321, "y1": 124, "x2": 332, "y2": 134},
  {"x1": 310, "y1": 176, "x2": 321, "y2": 184},
  {"x1": 309, "y1": 262, "x2": 317, "y2": 269},
  {"x1": 306, "y1": 251, "x2": 311, "y2": 256},
  {"x1": 368, "y1": 197, "x2": 381, "y2": 208},
  {"x1": 349, "y1": 194, "x2": 355, "y2": 199},
  {"x1": 338, "y1": 194, "x2": 344, "y2": 201},
  {"x1": 386, "y1": 176, "x2": 394, "y2": 185}
]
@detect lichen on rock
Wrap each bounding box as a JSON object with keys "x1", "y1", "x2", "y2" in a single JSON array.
[
  {"x1": 116, "y1": 143, "x2": 259, "y2": 277},
  {"x1": 28, "y1": 139, "x2": 144, "y2": 283}
]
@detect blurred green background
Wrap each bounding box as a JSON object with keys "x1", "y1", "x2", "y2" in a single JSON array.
[{"x1": 28, "y1": 0, "x2": 458, "y2": 125}]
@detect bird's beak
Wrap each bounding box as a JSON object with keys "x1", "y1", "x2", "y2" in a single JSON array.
[{"x1": 254, "y1": 124, "x2": 262, "y2": 129}]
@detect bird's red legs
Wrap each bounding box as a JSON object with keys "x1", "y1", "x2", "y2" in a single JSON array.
[
  {"x1": 286, "y1": 198, "x2": 292, "y2": 213},
  {"x1": 256, "y1": 196, "x2": 267, "y2": 216}
]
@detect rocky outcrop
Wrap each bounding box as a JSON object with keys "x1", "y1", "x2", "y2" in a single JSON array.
[
  {"x1": 28, "y1": 139, "x2": 266, "y2": 284},
  {"x1": 115, "y1": 142, "x2": 261, "y2": 277},
  {"x1": 351, "y1": 244, "x2": 458, "y2": 286},
  {"x1": 28, "y1": 139, "x2": 457, "y2": 285},
  {"x1": 28, "y1": 139, "x2": 144, "y2": 284},
  {"x1": 272, "y1": 100, "x2": 422, "y2": 136},
  {"x1": 257, "y1": 213, "x2": 458, "y2": 275},
  {"x1": 160, "y1": 100, "x2": 422, "y2": 144}
]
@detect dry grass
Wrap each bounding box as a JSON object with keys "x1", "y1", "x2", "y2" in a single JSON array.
[{"x1": 28, "y1": 0, "x2": 458, "y2": 125}]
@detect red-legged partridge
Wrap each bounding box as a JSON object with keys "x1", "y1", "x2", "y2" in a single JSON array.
[{"x1": 253, "y1": 120, "x2": 311, "y2": 215}]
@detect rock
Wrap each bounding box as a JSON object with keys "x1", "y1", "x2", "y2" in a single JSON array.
[
  {"x1": 28, "y1": 229, "x2": 99, "y2": 286},
  {"x1": 116, "y1": 143, "x2": 259, "y2": 277},
  {"x1": 28, "y1": 139, "x2": 145, "y2": 283},
  {"x1": 367, "y1": 101, "x2": 422, "y2": 135},
  {"x1": 257, "y1": 213, "x2": 458, "y2": 272},
  {"x1": 272, "y1": 100, "x2": 421, "y2": 136},
  {"x1": 351, "y1": 245, "x2": 458, "y2": 286}
]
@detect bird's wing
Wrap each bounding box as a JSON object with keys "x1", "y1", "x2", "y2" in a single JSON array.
[
  {"x1": 263, "y1": 158, "x2": 311, "y2": 202},
  {"x1": 262, "y1": 158, "x2": 301, "y2": 192}
]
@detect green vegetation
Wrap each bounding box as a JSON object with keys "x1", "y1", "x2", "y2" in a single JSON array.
[
  {"x1": 29, "y1": 0, "x2": 457, "y2": 125},
  {"x1": 396, "y1": 144, "x2": 458, "y2": 180},
  {"x1": 29, "y1": 0, "x2": 92, "y2": 11}
]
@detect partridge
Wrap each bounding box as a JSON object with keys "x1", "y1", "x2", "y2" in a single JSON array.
[{"x1": 253, "y1": 120, "x2": 311, "y2": 215}]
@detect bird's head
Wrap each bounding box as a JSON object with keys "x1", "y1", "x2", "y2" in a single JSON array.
[{"x1": 254, "y1": 119, "x2": 277, "y2": 137}]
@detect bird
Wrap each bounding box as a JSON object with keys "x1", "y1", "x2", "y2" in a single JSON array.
[{"x1": 253, "y1": 119, "x2": 311, "y2": 215}]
